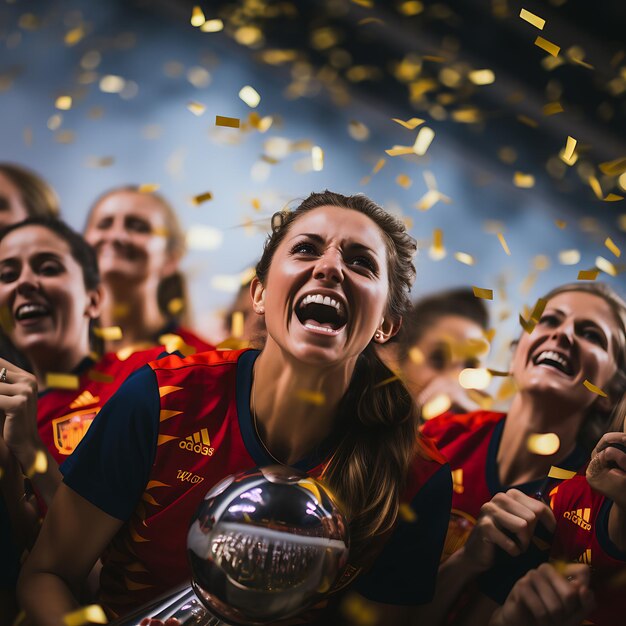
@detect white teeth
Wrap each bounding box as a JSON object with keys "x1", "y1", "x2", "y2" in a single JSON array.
[
  {"x1": 300, "y1": 293, "x2": 343, "y2": 315},
  {"x1": 16, "y1": 303, "x2": 48, "y2": 319},
  {"x1": 323, "y1": 296, "x2": 331, "y2": 306},
  {"x1": 535, "y1": 350, "x2": 570, "y2": 370},
  {"x1": 304, "y1": 322, "x2": 339, "y2": 334}
]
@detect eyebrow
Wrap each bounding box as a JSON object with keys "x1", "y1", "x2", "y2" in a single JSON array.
[
  {"x1": 289, "y1": 232, "x2": 380, "y2": 258},
  {"x1": 0, "y1": 251, "x2": 64, "y2": 265}
]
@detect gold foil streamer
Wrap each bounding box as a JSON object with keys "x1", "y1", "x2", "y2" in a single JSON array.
[
  {"x1": 548, "y1": 466, "x2": 577, "y2": 480},
  {"x1": 497, "y1": 233, "x2": 511, "y2": 255},
  {"x1": 191, "y1": 191, "x2": 213, "y2": 205},
  {"x1": 473, "y1": 286, "x2": 493, "y2": 300},
  {"x1": 93, "y1": 326, "x2": 123, "y2": 341},
  {"x1": 605, "y1": 237, "x2": 621, "y2": 258},
  {"x1": 45, "y1": 373, "x2": 80, "y2": 390},
  {"x1": 577, "y1": 269, "x2": 599, "y2": 281},
  {"x1": 215, "y1": 115, "x2": 240, "y2": 128},
  {"x1": 520, "y1": 8, "x2": 545, "y2": 30},
  {"x1": 392, "y1": 117, "x2": 424, "y2": 130},
  {"x1": 583, "y1": 380, "x2": 607, "y2": 397},
  {"x1": 535, "y1": 36, "x2": 560, "y2": 57}
]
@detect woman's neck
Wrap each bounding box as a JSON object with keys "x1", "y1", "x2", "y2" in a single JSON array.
[
  {"x1": 30, "y1": 345, "x2": 91, "y2": 391},
  {"x1": 497, "y1": 393, "x2": 585, "y2": 487},
  {"x1": 252, "y1": 341, "x2": 358, "y2": 466},
  {"x1": 100, "y1": 279, "x2": 168, "y2": 351}
]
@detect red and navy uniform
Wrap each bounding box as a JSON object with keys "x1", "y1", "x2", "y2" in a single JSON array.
[
  {"x1": 61, "y1": 349, "x2": 451, "y2": 618},
  {"x1": 549, "y1": 476, "x2": 626, "y2": 625},
  {"x1": 38, "y1": 346, "x2": 167, "y2": 466},
  {"x1": 422, "y1": 410, "x2": 587, "y2": 603}
]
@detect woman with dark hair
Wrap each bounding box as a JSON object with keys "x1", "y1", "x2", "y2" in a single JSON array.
[
  {"x1": 83, "y1": 186, "x2": 212, "y2": 355},
  {"x1": 420, "y1": 282, "x2": 626, "y2": 623},
  {"x1": 0, "y1": 218, "x2": 166, "y2": 623},
  {"x1": 18, "y1": 191, "x2": 452, "y2": 624},
  {"x1": 378, "y1": 287, "x2": 490, "y2": 419}
]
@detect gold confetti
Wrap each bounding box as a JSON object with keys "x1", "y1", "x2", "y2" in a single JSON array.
[
  {"x1": 348, "y1": 120, "x2": 370, "y2": 141},
  {"x1": 190, "y1": 6, "x2": 205, "y2": 27},
  {"x1": 558, "y1": 249, "x2": 580, "y2": 265},
  {"x1": 64, "y1": 25, "x2": 86, "y2": 46},
  {"x1": 529, "y1": 298, "x2": 547, "y2": 324},
  {"x1": 487, "y1": 368, "x2": 510, "y2": 377},
  {"x1": 429, "y1": 228, "x2": 446, "y2": 260},
  {"x1": 374, "y1": 375, "x2": 401, "y2": 389},
  {"x1": 599, "y1": 157, "x2": 626, "y2": 177},
  {"x1": 605, "y1": 238, "x2": 621, "y2": 258},
  {"x1": 496, "y1": 376, "x2": 518, "y2": 402},
  {"x1": 99, "y1": 75, "x2": 125, "y2": 93},
  {"x1": 473, "y1": 286, "x2": 493, "y2": 300},
  {"x1": 187, "y1": 101, "x2": 206, "y2": 116},
  {"x1": 561, "y1": 136, "x2": 577, "y2": 165},
  {"x1": 63, "y1": 605, "x2": 108, "y2": 626},
  {"x1": 577, "y1": 269, "x2": 599, "y2": 281},
  {"x1": 167, "y1": 298, "x2": 184, "y2": 316},
  {"x1": 399, "y1": 503, "x2": 418, "y2": 523},
  {"x1": 396, "y1": 174, "x2": 412, "y2": 188},
  {"x1": 187, "y1": 225, "x2": 223, "y2": 250},
  {"x1": 357, "y1": 17, "x2": 384, "y2": 25},
  {"x1": 454, "y1": 252, "x2": 475, "y2": 266},
  {"x1": 55, "y1": 95, "x2": 72, "y2": 110},
  {"x1": 468, "y1": 69, "x2": 495, "y2": 85},
  {"x1": 215, "y1": 115, "x2": 240, "y2": 128},
  {"x1": 520, "y1": 8, "x2": 545, "y2": 30},
  {"x1": 46, "y1": 373, "x2": 79, "y2": 390},
  {"x1": 583, "y1": 380, "x2": 607, "y2": 397},
  {"x1": 513, "y1": 172, "x2": 535, "y2": 188},
  {"x1": 239, "y1": 85, "x2": 261, "y2": 108},
  {"x1": 392, "y1": 117, "x2": 424, "y2": 130},
  {"x1": 517, "y1": 115, "x2": 538, "y2": 128},
  {"x1": 201, "y1": 19, "x2": 224, "y2": 33},
  {"x1": 137, "y1": 183, "x2": 160, "y2": 193},
  {"x1": 588, "y1": 175, "x2": 603, "y2": 200},
  {"x1": 231, "y1": 311, "x2": 244, "y2": 339},
  {"x1": 93, "y1": 326, "x2": 123, "y2": 341},
  {"x1": 385, "y1": 146, "x2": 414, "y2": 157},
  {"x1": 596, "y1": 256, "x2": 618, "y2": 277},
  {"x1": 604, "y1": 194, "x2": 624, "y2": 202},
  {"x1": 296, "y1": 389, "x2": 326, "y2": 406},
  {"x1": 399, "y1": 1, "x2": 424, "y2": 16},
  {"x1": 158, "y1": 334, "x2": 195, "y2": 357},
  {"x1": 548, "y1": 466, "x2": 577, "y2": 480},
  {"x1": 422, "y1": 394, "x2": 452, "y2": 420},
  {"x1": 543, "y1": 102, "x2": 564, "y2": 116},
  {"x1": 372, "y1": 158, "x2": 386, "y2": 174},
  {"x1": 497, "y1": 233, "x2": 511, "y2": 255},
  {"x1": 458, "y1": 368, "x2": 491, "y2": 390},
  {"x1": 87, "y1": 369, "x2": 115, "y2": 382},
  {"x1": 191, "y1": 191, "x2": 213, "y2": 205},
  {"x1": 535, "y1": 36, "x2": 560, "y2": 57},
  {"x1": 555, "y1": 220, "x2": 567, "y2": 229},
  {"x1": 312, "y1": 146, "x2": 324, "y2": 171},
  {"x1": 408, "y1": 346, "x2": 424, "y2": 364},
  {"x1": 413, "y1": 126, "x2": 435, "y2": 156},
  {"x1": 527, "y1": 433, "x2": 560, "y2": 455},
  {"x1": 519, "y1": 313, "x2": 536, "y2": 334}
]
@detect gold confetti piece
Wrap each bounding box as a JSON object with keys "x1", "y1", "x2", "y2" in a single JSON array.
[
  {"x1": 399, "y1": 503, "x2": 418, "y2": 523},
  {"x1": 399, "y1": 1, "x2": 424, "y2": 16},
  {"x1": 583, "y1": 380, "x2": 607, "y2": 397},
  {"x1": 604, "y1": 194, "x2": 624, "y2": 202},
  {"x1": 588, "y1": 175, "x2": 603, "y2": 200},
  {"x1": 519, "y1": 313, "x2": 536, "y2": 334},
  {"x1": 372, "y1": 158, "x2": 386, "y2": 174},
  {"x1": 535, "y1": 36, "x2": 560, "y2": 57},
  {"x1": 413, "y1": 126, "x2": 435, "y2": 156},
  {"x1": 87, "y1": 369, "x2": 115, "y2": 382},
  {"x1": 520, "y1": 8, "x2": 545, "y2": 30},
  {"x1": 428, "y1": 228, "x2": 446, "y2": 261},
  {"x1": 55, "y1": 95, "x2": 72, "y2": 110},
  {"x1": 158, "y1": 334, "x2": 196, "y2": 357},
  {"x1": 190, "y1": 6, "x2": 205, "y2": 27},
  {"x1": 239, "y1": 85, "x2": 261, "y2": 108},
  {"x1": 374, "y1": 375, "x2": 401, "y2": 389},
  {"x1": 201, "y1": 19, "x2": 224, "y2": 33},
  {"x1": 191, "y1": 191, "x2": 213, "y2": 205},
  {"x1": 55, "y1": 130, "x2": 75, "y2": 145},
  {"x1": 605, "y1": 237, "x2": 621, "y2": 258},
  {"x1": 352, "y1": 0, "x2": 374, "y2": 6},
  {"x1": 216, "y1": 115, "x2": 240, "y2": 128},
  {"x1": 137, "y1": 183, "x2": 160, "y2": 193},
  {"x1": 231, "y1": 311, "x2": 244, "y2": 339},
  {"x1": 577, "y1": 269, "x2": 599, "y2": 281},
  {"x1": 392, "y1": 117, "x2": 424, "y2": 130},
  {"x1": 599, "y1": 157, "x2": 626, "y2": 177},
  {"x1": 63, "y1": 605, "x2": 108, "y2": 626},
  {"x1": 385, "y1": 146, "x2": 414, "y2": 157},
  {"x1": 93, "y1": 326, "x2": 123, "y2": 341},
  {"x1": 312, "y1": 146, "x2": 324, "y2": 171},
  {"x1": 513, "y1": 172, "x2": 535, "y2": 188},
  {"x1": 357, "y1": 17, "x2": 384, "y2": 25},
  {"x1": 559, "y1": 249, "x2": 580, "y2": 265},
  {"x1": 458, "y1": 368, "x2": 491, "y2": 390},
  {"x1": 296, "y1": 389, "x2": 326, "y2": 406},
  {"x1": 529, "y1": 299, "x2": 547, "y2": 324},
  {"x1": 99, "y1": 75, "x2": 125, "y2": 93},
  {"x1": 422, "y1": 394, "x2": 452, "y2": 420},
  {"x1": 596, "y1": 256, "x2": 618, "y2": 277},
  {"x1": 487, "y1": 368, "x2": 510, "y2": 377},
  {"x1": 496, "y1": 376, "x2": 518, "y2": 402},
  {"x1": 25, "y1": 450, "x2": 48, "y2": 479},
  {"x1": 187, "y1": 101, "x2": 206, "y2": 116},
  {"x1": 454, "y1": 252, "x2": 475, "y2": 266},
  {"x1": 517, "y1": 114, "x2": 538, "y2": 128},
  {"x1": 396, "y1": 174, "x2": 412, "y2": 188},
  {"x1": 497, "y1": 232, "x2": 511, "y2": 255},
  {"x1": 408, "y1": 346, "x2": 424, "y2": 364},
  {"x1": 64, "y1": 25, "x2": 86, "y2": 46},
  {"x1": 473, "y1": 286, "x2": 493, "y2": 300},
  {"x1": 46, "y1": 373, "x2": 79, "y2": 390},
  {"x1": 167, "y1": 298, "x2": 184, "y2": 316},
  {"x1": 555, "y1": 220, "x2": 567, "y2": 229},
  {"x1": 527, "y1": 433, "x2": 560, "y2": 455},
  {"x1": 543, "y1": 102, "x2": 563, "y2": 116},
  {"x1": 561, "y1": 136, "x2": 577, "y2": 165},
  {"x1": 468, "y1": 69, "x2": 495, "y2": 85},
  {"x1": 348, "y1": 120, "x2": 370, "y2": 141},
  {"x1": 548, "y1": 466, "x2": 577, "y2": 480}
]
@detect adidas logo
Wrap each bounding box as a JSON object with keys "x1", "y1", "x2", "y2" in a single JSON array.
[
  {"x1": 178, "y1": 428, "x2": 214, "y2": 456},
  {"x1": 452, "y1": 468, "x2": 464, "y2": 494},
  {"x1": 563, "y1": 508, "x2": 591, "y2": 531},
  {"x1": 578, "y1": 548, "x2": 592, "y2": 565},
  {"x1": 69, "y1": 390, "x2": 100, "y2": 409}
]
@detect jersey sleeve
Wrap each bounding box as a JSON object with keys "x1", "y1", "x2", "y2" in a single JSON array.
[
  {"x1": 355, "y1": 463, "x2": 452, "y2": 605},
  {"x1": 60, "y1": 365, "x2": 160, "y2": 521}
]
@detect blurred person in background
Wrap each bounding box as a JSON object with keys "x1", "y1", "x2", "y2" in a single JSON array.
[
  {"x1": 84, "y1": 186, "x2": 212, "y2": 356},
  {"x1": 221, "y1": 272, "x2": 266, "y2": 348}
]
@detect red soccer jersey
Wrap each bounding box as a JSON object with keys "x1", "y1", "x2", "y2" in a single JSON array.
[
  {"x1": 550, "y1": 476, "x2": 626, "y2": 625},
  {"x1": 37, "y1": 346, "x2": 166, "y2": 465}
]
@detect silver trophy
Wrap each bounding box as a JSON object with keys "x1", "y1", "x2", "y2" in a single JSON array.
[{"x1": 114, "y1": 465, "x2": 349, "y2": 626}]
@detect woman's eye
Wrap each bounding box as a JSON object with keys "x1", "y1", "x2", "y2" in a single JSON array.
[
  {"x1": 350, "y1": 256, "x2": 376, "y2": 272},
  {"x1": 290, "y1": 242, "x2": 317, "y2": 255},
  {"x1": 428, "y1": 347, "x2": 448, "y2": 371},
  {"x1": 580, "y1": 327, "x2": 604, "y2": 346},
  {"x1": 39, "y1": 262, "x2": 63, "y2": 276},
  {"x1": 539, "y1": 314, "x2": 559, "y2": 327},
  {"x1": 127, "y1": 218, "x2": 151, "y2": 233},
  {"x1": 0, "y1": 269, "x2": 17, "y2": 283},
  {"x1": 95, "y1": 217, "x2": 113, "y2": 230}
]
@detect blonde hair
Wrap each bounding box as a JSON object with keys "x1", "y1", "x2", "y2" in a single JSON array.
[{"x1": 0, "y1": 163, "x2": 60, "y2": 218}]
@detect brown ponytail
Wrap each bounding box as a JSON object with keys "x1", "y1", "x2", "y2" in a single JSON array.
[{"x1": 256, "y1": 191, "x2": 425, "y2": 560}]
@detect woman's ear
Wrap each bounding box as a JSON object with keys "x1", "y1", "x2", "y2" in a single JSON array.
[
  {"x1": 373, "y1": 315, "x2": 402, "y2": 344},
  {"x1": 250, "y1": 277, "x2": 265, "y2": 315},
  {"x1": 160, "y1": 250, "x2": 182, "y2": 279},
  {"x1": 86, "y1": 285, "x2": 104, "y2": 320}
]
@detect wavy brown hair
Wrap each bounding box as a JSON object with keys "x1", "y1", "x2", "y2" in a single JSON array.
[
  {"x1": 0, "y1": 163, "x2": 60, "y2": 218},
  {"x1": 256, "y1": 190, "x2": 424, "y2": 560}
]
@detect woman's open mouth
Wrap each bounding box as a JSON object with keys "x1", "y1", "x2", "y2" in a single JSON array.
[
  {"x1": 14, "y1": 302, "x2": 52, "y2": 325},
  {"x1": 294, "y1": 293, "x2": 348, "y2": 336}
]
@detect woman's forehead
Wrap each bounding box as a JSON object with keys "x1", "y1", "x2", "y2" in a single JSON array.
[{"x1": 0, "y1": 225, "x2": 70, "y2": 256}]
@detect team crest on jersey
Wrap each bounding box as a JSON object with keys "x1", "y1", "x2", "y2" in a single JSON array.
[
  {"x1": 52, "y1": 407, "x2": 100, "y2": 455},
  {"x1": 179, "y1": 428, "x2": 214, "y2": 456}
]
